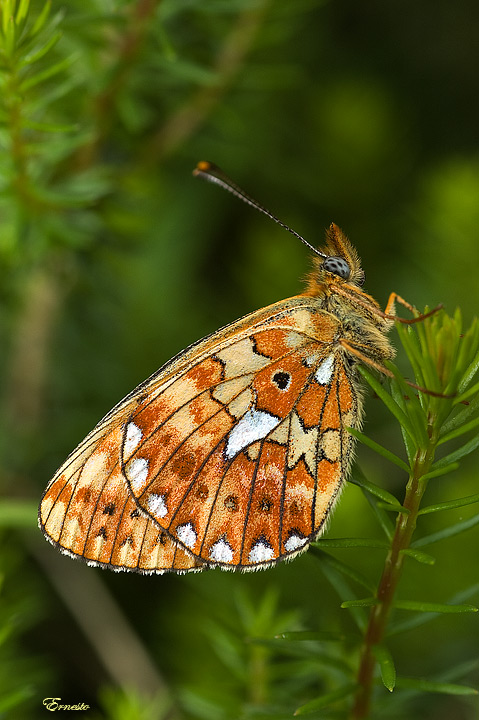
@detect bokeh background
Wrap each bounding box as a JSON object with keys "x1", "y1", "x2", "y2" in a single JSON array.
[{"x1": 1, "y1": 1, "x2": 478, "y2": 718}]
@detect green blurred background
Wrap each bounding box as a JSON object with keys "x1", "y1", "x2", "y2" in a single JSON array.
[{"x1": 1, "y1": 1, "x2": 478, "y2": 718}]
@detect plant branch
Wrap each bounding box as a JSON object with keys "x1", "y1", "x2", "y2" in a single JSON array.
[
  {"x1": 75, "y1": 0, "x2": 160, "y2": 169},
  {"x1": 149, "y1": 0, "x2": 270, "y2": 160},
  {"x1": 351, "y1": 436, "x2": 440, "y2": 716}
]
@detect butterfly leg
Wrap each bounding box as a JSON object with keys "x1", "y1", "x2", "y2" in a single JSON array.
[
  {"x1": 339, "y1": 339, "x2": 395, "y2": 377},
  {"x1": 383, "y1": 292, "x2": 443, "y2": 325}
]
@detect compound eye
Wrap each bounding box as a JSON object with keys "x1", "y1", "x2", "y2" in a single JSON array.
[{"x1": 323, "y1": 256, "x2": 350, "y2": 280}]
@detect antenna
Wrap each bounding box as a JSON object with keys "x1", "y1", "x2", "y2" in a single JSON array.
[{"x1": 193, "y1": 161, "x2": 327, "y2": 260}]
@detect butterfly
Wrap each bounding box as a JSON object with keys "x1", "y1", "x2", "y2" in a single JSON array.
[{"x1": 39, "y1": 161, "x2": 423, "y2": 575}]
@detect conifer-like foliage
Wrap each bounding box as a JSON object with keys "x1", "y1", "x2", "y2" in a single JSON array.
[{"x1": 0, "y1": 2, "x2": 478, "y2": 719}]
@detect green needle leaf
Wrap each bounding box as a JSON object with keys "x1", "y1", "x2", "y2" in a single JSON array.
[
  {"x1": 432, "y1": 433, "x2": 479, "y2": 469},
  {"x1": 393, "y1": 600, "x2": 477, "y2": 614},
  {"x1": 357, "y1": 365, "x2": 417, "y2": 445},
  {"x1": 455, "y1": 378, "x2": 479, "y2": 404},
  {"x1": 373, "y1": 644, "x2": 396, "y2": 692},
  {"x1": 418, "y1": 493, "x2": 479, "y2": 515},
  {"x1": 389, "y1": 584, "x2": 479, "y2": 636},
  {"x1": 420, "y1": 463, "x2": 460, "y2": 481},
  {"x1": 347, "y1": 426, "x2": 410, "y2": 472},
  {"x1": 376, "y1": 502, "x2": 409, "y2": 514},
  {"x1": 341, "y1": 598, "x2": 379, "y2": 608},
  {"x1": 275, "y1": 631, "x2": 354, "y2": 642},
  {"x1": 349, "y1": 473, "x2": 402, "y2": 507},
  {"x1": 437, "y1": 415, "x2": 479, "y2": 445},
  {"x1": 399, "y1": 548, "x2": 436, "y2": 565}
]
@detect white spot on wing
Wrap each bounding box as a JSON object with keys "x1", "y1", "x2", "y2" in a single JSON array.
[
  {"x1": 210, "y1": 538, "x2": 234, "y2": 563},
  {"x1": 177, "y1": 522, "x2": 197, "y2": 549},
  {"x1": 304, "y1": 350, "x2": 321, "y2": 367},
  {"x1": 125, "y1": 458, "x2": 149, "y2": 491},
  {"x1": 124, "y1": 422, "x2": 143, "y2": 456},
  {"x1": 147, "y1": 493, "x2": 168, "y2": 519},
  {"x1": 284, "y1": 534, "x2": 307, "y2": 552},
  {"x1": 315, "y1": 355, "x2": 335, "y2": 385},
  {"x1": 225, "y1": 407, "x2": 281, "y2": 460},
  {"x1": 249, "y1": 540, "x2": 275, "y2": 563}
]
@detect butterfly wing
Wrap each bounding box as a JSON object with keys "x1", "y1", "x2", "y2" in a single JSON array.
[
  {"x1": 121, "y1": 296, "x2": 363, "y2": 570},
  {"x1": 39, "y1": 424, "x2": 203, "y2": 573},
  {"x1": 39, "y1": 297, "x2": 323, "y2": 573}
]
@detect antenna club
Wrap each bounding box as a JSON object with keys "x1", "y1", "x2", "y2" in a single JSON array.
[{"x1": 194, "y1": 160, "x2": 214, "y2": 176}]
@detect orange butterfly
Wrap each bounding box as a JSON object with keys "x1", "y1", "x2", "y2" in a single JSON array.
[{"x1": 39, "y1": 161, "x2": 419, "y2": 574}]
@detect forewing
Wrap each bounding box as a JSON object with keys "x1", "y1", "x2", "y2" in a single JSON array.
[{"x1": 122, "y1": 299, "x2": 362, "y2": 570}]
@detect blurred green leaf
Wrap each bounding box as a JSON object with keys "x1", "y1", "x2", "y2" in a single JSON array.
[
  {"x1": 311, "y1": 548, "x2": 375, "y2": 594},
  {"x1": 30, "y1": 0, "x2": 51, "y2": 38},
  {"x1": 294, "y1": 683, "x2": 357, "y2": 715},
  {"x1": 0, "y1": 501, "x2": 37, "y2": 528},
  {"x1": 0, "y1": 687, "x2": 35, "y2": 715},
  {"x1": 21, "y1": 30, "x2": 62, "y2": 65},
  {"x1": 19, "y1": 53, "x2": 77, "y2": 91},
  {"x1": 394, "y1": 677, "x2": 478, "y2": 696},
  {"x1": 275, "y1": 631, "x2": 352, "y2": 642},
  {"x1": 413, "y1": 513, "x2": 479, "y2": 547},
  {"x1": 317, "y1": 554, "x2": 369, "y2": 633},
  {"x1": 314, "y1": 537, "x2": 388, "y2": 549}
]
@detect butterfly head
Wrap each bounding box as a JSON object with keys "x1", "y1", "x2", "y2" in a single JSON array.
[{"x1": 308, "y1": 222, "x2": 365, "y2": 294}]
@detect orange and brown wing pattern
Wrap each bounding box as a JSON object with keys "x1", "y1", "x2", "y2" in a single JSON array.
[
  {"x1": 122, "y1": 302, "x2": 362, "y2": 570},
  {"x1": 39, "y1": 297, "x2": 321, "y2": 573},
  {"x1": 39, "y1": 425, "x2": 203, "y2": 574}
]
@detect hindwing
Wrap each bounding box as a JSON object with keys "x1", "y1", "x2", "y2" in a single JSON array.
[{"x1": 39, "y1": 425, "x2": 203, "y2": 573}]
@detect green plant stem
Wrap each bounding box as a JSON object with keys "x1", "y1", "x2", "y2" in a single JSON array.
[
  {"x1": 351, "y1": 439, "x2": 437, "y2": 719},
  {"x1": 249, "y1": 643, "x2": 269, "y2": 706},
  {"x1": 5, "y1": 58, "x2": 31, "y2": 208}
]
